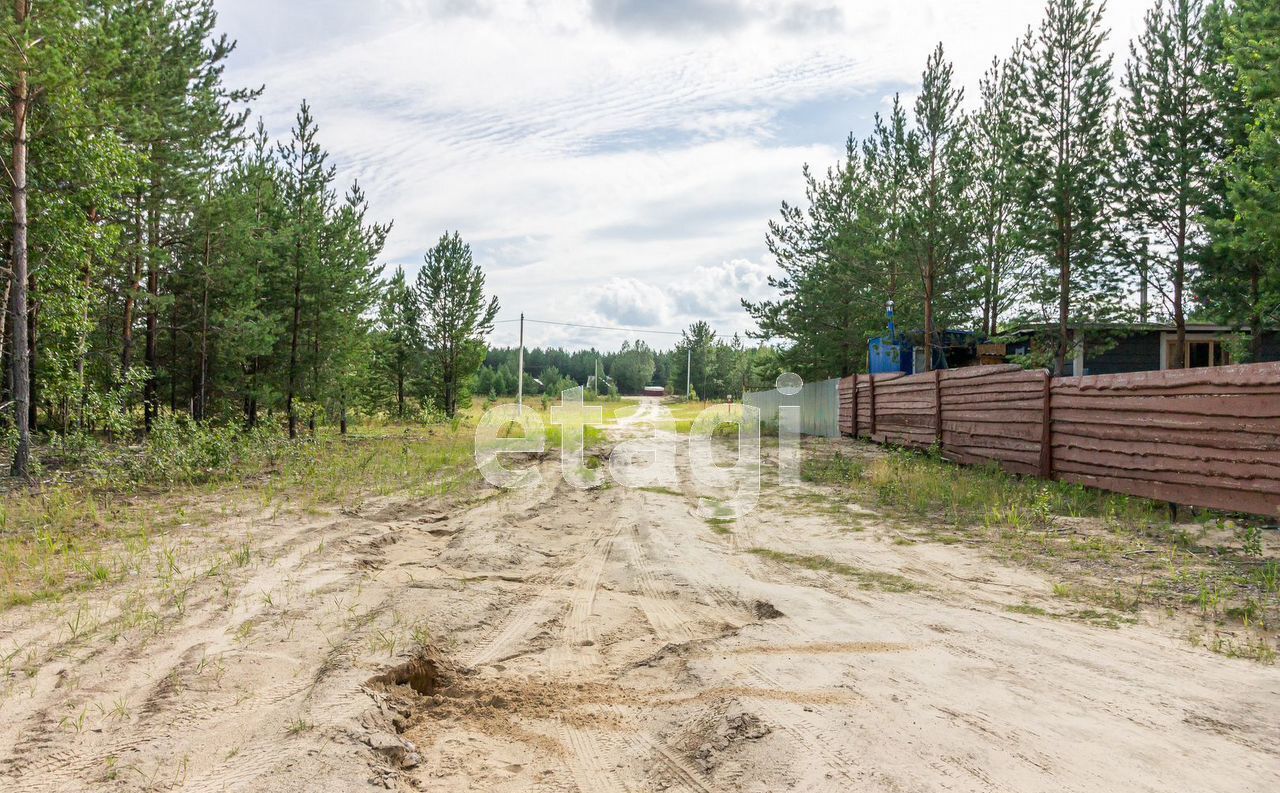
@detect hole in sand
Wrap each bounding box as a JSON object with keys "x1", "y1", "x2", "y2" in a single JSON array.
[
  {"x1": 753, "y1": 600, "x2": 785, "y2": 620},
  {"x1": 367, "y1": 654, "x2": 442, "y2": 697}
]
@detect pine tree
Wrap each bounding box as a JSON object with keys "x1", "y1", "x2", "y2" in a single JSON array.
[
  {"x1": 415, "y1": 232, "x2": 499, "y2": 417},
  {"x1": 3, "y1": 0, "x2": 34, "y2": 476},
  {"x1": 275, "y1": 102, "x2": 336, "y2": 438},
  {"x1": 1218, "y1": 0, "x2": 1280, "y2": 342},
  {"x1": 971, "y1": 55, "x2": 1027, "y2": 336},
  {"x1": 0, "y1": 2, "x2": 414, "y2": 462},
  {"x1": 310, "y1": 181, "x2": 387, "y2": 431},
  {"x1": 374, "y1": 267, "x2": 422, "y2": 418},
  {"x1": 746, "y1": 128, "x2": 919, "y2": 379},
  {"x1": 909, "y1": 43, "x2": 974, "y2": 369},
  {"x1": 1118, "y1": 0, "x2": 1218, "y2": 368},
  {"x1": 744, "y1": 162, "x2": 849, "y2": 378},
  {"x1": 674, "y1": 321, "x2": 718, "y2": 397},
  {"x1": 1013, "y1": 0, "x2": 1120, "y2": 374},
  {"x1": 609, "y1": 340, "x2": 657, "y2": 394},
  {"x1": 1199, "y1": 0, "x2": 1273, "y2": 358},
  {"x1": 862, "y1": 97, "x2": 923, "y2": 334}
]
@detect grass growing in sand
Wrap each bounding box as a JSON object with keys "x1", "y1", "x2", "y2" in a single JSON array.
[
  {"x1": 803, "y1": 447, "x2": 1161, "y2": 528},
  {"x1": 794, "y1": 441, "x2": 1280, "y2": 662},
  {"x1": 748, "y1": 548, "x2": 919, "y2": 593},
  {"x1": 0, "y1": 423, "x2": 477, "y2": 611},
  {"x1": 705, "y1": 517, "x2": 734, "y2": 535}
]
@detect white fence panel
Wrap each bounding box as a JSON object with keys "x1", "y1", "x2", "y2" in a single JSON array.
[{"x1": 744, "y1": 378, "x2": 840, "y2": 438}]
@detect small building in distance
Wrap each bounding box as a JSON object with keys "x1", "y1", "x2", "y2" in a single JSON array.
[
  {"x1": 643, "y1": 385, "x2": 666, "y2": 397},
  {"x1": 996, "y1": 323, "x2": 1280, "y2": 376}
]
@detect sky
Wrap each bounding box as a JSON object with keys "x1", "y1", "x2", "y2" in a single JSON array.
[{"x1": 214, "y1": 0, "x2": 1150, "y2": 351}]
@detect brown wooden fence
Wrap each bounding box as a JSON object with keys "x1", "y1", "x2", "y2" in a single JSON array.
[{"x1": 837, "y1": 362, "x2": 1280, "y2": 519}]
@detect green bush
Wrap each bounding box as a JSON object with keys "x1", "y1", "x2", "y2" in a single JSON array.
[{"x1": 130, "y1": 414, "x2": 287, "y2": 486}]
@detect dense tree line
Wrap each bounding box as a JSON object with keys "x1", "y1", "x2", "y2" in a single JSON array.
[
  {"x1": 748, "y1": 0, "x2": 1280, "y2": 378},
  {"x1": 0, "y1": 1, "x2": 500, "y2": 476},
  {"x1": 475, "y1": 322, "x2": 783, "y2": 401}
]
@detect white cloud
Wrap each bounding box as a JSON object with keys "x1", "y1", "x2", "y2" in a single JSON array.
[
  {"x1": 587, "y1": 278, "x2": 674, "y2": 327},
  {"x1": 214, "y1": 0, "x2": 1152, "y2": 351}
]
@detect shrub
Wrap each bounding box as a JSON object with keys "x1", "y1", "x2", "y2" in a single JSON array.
[{"x1": 130, "y1": 414, "x2": 287, "y2": 486}]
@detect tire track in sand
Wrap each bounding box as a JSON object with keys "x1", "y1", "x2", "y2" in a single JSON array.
[
  {"x1": 738, "y1": 663, "x2": 858, "y2": 792},
  {"x1": 462, "y1": 521, "x2": 623, "y2": 669},
  {"x1": 625, "y1": 523, "x2": 696, "y2": 644},
  {"x1": 547, "y1": 520, "x2": 624, "y2": 672}
]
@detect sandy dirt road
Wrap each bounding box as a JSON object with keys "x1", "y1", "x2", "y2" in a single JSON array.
[{"x1": 1, "y1": 397, "x2": 1277, "y2": 792}]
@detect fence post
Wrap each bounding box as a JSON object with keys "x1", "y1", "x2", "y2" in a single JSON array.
[
  {"x1": 934, "y1": 369, "x2": 943, "y2": 448},
  {"x1": 868, "y1": 374, "x2": 877, "y2": 438},
  {"x1": 1038, "y1": 370, "x2": 1054, "y2": 479},
  {"x1": 851, "y1": 376, "x2": 859, "y2": 437}
]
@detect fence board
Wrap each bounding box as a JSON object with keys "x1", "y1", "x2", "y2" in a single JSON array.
[
  {"x1": 1050, "y1": 408, "x2": 1280, "y2": 436},
  {"x1": 1052, "y1": 431, "x2": 1280, "y2": 466},
  {"x1": 1051, "y1": 420, "x2": 1280, "y2": 452},
  {"x1": 1051, "y1": 393, "x2": 1280, "y2": 418},
  {"x1": 1056, "y1": 361, "x2": 1280, "y2": 390},
  {"x1": 1057, "y1": 472, "x2": 1279, "y2": 516}
]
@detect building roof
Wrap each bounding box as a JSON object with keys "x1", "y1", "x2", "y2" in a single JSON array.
[{"x1": 1004, "y1": 322, "x2": 1249, "y2": 336}]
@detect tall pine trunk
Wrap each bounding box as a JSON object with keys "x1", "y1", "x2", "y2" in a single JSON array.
[
  {"x1": 197, "y1": 231, "x2": 210, "y2": 421},
  {"x1": 286, "y1": 240, "x2": 302, "y2": 439},
  {"x1": 1172, "y1": 200, "x2": 1188, "y2": 369},
  {"x1": 0, "y1": 277, "x2": 10, "y2": 414},
  {"x1": 27, "y1": 268, "x2": 37, "y2": 432},
  {"x1": 396, "y1": 354, "x2": 405, "y2": 418},
  {"x1": 168, "y1": 301, "x2": 178, "y2": 412},
  {"x1": 923, "y1": 275, "x2": 935, "y2": 371},
  {"x1": 923, "y1": 162, "x2": 938, "y2": 372},
  {"x1": 122, "y1": 196, "x2": 142, "y2": 377},
  {"x1": 1250, "y1": 264, "x2": 1263, "y2": 361},
  {"x1": 8, "y1": 0, "x2": 31, "y2": 477},
  {"x1": 309, "y1": 300, "x2": 320, "y2": 433},
  {"x1": 77, "y1": 213, "x2": 94, "y2": 430},
  {"x1": 144, "y1": 181, "x2": 160, "y2": 431},
  {"x1": 1055, "y1": 229, "x2": 1070, "y2": 377},
  {"x1": 981, "y1": 232, "x2": 995, "y2": 337}
]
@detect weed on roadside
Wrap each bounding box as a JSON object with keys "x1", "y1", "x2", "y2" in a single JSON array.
[
  {"x1": 1, "y1": 423, "x2": 477, "y2": 612},
  {"x1": 748, "y1": 548, "x2": 919, "y2": 593},
  {"x1": 705, "y1": 518, "x2": 733, "y2": 536},
  {"x1": 792, "y1": 439, "x2": 1279, "y2": 663}
]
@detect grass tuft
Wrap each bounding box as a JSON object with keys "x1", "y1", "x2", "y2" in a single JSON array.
[{"x1": 748, "y1": 547, "x2": 919, "y2": 593}]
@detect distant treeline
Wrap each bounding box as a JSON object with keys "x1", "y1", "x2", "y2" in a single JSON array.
[{"x1": 476, "y1": 321, "x2": 782, "y2": 400}]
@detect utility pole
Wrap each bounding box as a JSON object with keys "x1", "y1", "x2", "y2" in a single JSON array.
[
  {"x1": 517, "y1": 313, "x2": 524, "y2": 415},
  {"x1": 685, "y1": 347, "x2": 691, "y2": 400}
]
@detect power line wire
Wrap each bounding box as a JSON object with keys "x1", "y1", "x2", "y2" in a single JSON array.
[{"x1": 493, "y1": 317, "x2": 684, "y2": 336}]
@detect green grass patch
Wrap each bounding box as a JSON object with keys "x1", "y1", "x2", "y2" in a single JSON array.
[
  {"x1": 639, "y1": 486, "x2": 682, "y2": 497},
  {"x1": 705, "y1": 517, "x2": 734, "y2": 535},
  {"x1": 748, "y1": 547, "x2": 919, "y2": 593},
  {"x1": 1007, "y1": 603, "x2": 1049, "y2": 616},
  {"x1": 865, "y1": 449, "x2": 1163, "y2": 529},
  {"x1": 801, "y1": 451, "x2": 866, "y2": 486},
  {"x1": 793, "y1": 441, "x2": 1279, "y2": 661},
  {"x1": 1, "y1": 422, "x2": 478, "y2": 611}
]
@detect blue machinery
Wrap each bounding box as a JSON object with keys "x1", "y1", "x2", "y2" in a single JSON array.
[
  {"x1": 869, "y1": 303, "x2": 910, "y2": 374},
  {"x1": 868, "y1": 303, "x2": 980, "y2": 375}
]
